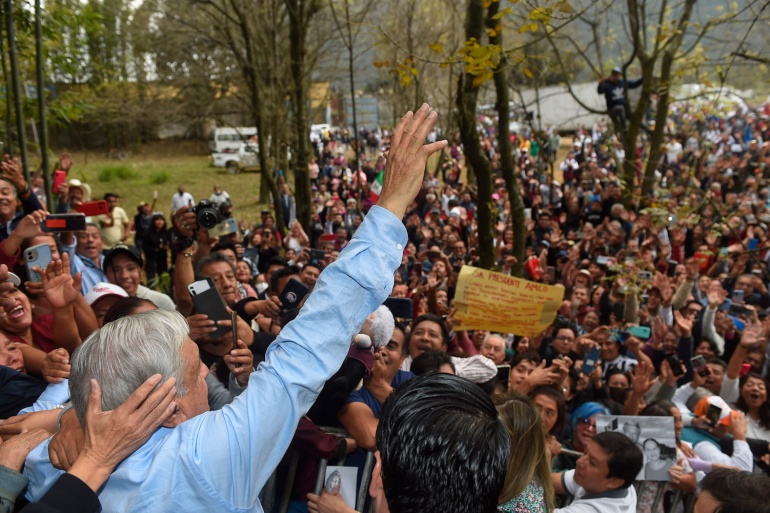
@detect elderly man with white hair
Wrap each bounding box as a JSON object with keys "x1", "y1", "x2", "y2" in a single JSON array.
[{"x1": 23, "y1": 104, "x2": 448, "y2": 513}]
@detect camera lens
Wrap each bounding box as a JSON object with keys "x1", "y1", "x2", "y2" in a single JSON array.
[{"x1": 199, "y1": 211, "x2": 218, "y2": 229}]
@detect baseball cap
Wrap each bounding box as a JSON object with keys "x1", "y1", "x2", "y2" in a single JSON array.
[
  {"x1": 104, "y1": 244, "x2": 143, "y2": 268},
  {"x1": 4, "y1": 272, "x2": 20, "y2": 287},
  {"x1": 693, "y1": 396, "x2": 732, "y2": 426},
  {"x1": 85, "y1": 282, "x2": 128, "y2": 306},
  {"x1": 612, "y1": 66, "x2": 622, "y2": 74}
]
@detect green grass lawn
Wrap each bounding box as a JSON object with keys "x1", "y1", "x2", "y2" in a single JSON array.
[{"x1": 57, "y1": 142, "x2": 268, "y2": 232}]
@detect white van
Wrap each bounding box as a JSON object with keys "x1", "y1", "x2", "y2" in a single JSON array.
[{"x1": 209, "y1": 127, "x2": 258, "y2": 153}]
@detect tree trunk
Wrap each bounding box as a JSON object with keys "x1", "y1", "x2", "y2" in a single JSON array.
[
  {"x1": 488, "y1": 0, "x2": 524, "y2": 276},
  {"x1": 287, "y1": 0, "x2": 313, "y2": 231},
  {"x1": 457, "y1": 0, "x2": 494, "y2": 270}
]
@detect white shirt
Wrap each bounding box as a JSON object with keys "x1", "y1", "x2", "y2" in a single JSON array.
[
  {"x1": 400, "y1": 354, "x2": 497, "y2": 384},
  {"x1": 171, "y1": 192, "x2": 195, "y2": 213},
  {"x1": 555, "y1": 469, "x2": 637, "y2": 513}
]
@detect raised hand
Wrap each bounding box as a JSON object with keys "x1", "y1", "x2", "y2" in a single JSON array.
[
  {"x1": 378, "y1": 104, "x2": 447, "y2": 219},
  {"x1": 629, "y1": 360, "x2": 656, "y2": 396},
  {"x1": 673, "y1": 310, "x2": 693, "y2": 338},
  {"x1": 707, "y1": 282, "x2": 727, "y2": 308},
  {"x1": 40, "y1": 253, "x2": 82, "y2": 309}
]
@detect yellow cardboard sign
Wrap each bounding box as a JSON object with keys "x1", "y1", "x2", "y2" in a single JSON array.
[{"x1": 453, "y1": 266, "x2": 564, "y2": 336}]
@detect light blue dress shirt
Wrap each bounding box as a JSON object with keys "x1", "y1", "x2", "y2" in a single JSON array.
[
  {"x1": 59, "y1": 241, "x2": 107, "y2": 296},
  {"x1": 25, "y1": 205, "x2": 405, "y2": 513},
  {"x1": 18, "y1": 380, "x2": 70, "y2": 414}
]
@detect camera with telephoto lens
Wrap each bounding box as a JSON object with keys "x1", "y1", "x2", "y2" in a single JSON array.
[{"x1": 192, "y1": 200, "x2": 226, "y2": 229}]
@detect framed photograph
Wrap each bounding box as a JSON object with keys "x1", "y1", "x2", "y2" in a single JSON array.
[
  {"x1": 323, "y1": 466, "x2": 358, "y2": 508},
  {"x1": 596, "y1": 415, "x2": 676, "y2": 482}
]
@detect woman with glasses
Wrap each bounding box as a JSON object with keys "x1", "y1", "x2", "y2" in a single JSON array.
[{"x1": 552, "y1": 402, "x2": 609, "y2": 473}]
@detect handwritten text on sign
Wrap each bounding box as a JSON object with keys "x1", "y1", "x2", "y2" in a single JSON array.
[{"x1": 454, "y1": 266, "x2": 564, "y2": 336}]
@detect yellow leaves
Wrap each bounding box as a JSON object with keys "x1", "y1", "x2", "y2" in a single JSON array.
[
  {"x1": 523, "y1": 68, "x2": 534, "y2": 79},
  {"x1": 528, "y1": 6, "x2": 552, "y2": 23},
  {"x1": 556, "y1": 0, "x2": 573, "y2": 13},
  {"x1": 429, "y1": 43, "x2": 443, "y2": 54},
  {"x1": 491, "y1": 6, "x2": 512, "y2": 20},
  {"x1": 379, "y1": 58, "x2": 418, "y2": 89},
  {"x1": 486, "y1": 24, "x2": 501, "y2": 38},
  {"x1": 460, "y1": 39, "x2": 502, "y2": 88},
  {"x1": 473, "y1": 70, "x2": 494, "y2": 87},
  {"x1": 519, "y1": 22, "x2": 538, "y2": 33}
]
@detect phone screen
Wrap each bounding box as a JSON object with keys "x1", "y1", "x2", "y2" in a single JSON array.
[{"x1": 691, "y1": 355, "x2": 710, "y2": 377}]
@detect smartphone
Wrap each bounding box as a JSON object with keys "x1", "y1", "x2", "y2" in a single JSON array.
[
  {"x1": 627, "y1": 325, "x2": 651, "y2": 340},
  {"x1": 546, "y1": 266, "x2": 556, "y2": 282},
  {"x1": 732, "y1": 289, "x2": 745, "y2": 306},
  {"x1": 74, "y1": 200, "x2": 109, "y2": 217},
  {"x1": 749, "y1": 238, "x2": 759, "y2": 251},
  {"x1": 53, "y1": 170, "x2": 66, "y2": 193},
  {"x1": 231, "y1": 310, "x2": 238, "y2": 351},
  {"x1": 639, "y1": 271, "x2": 653, "y2": 281},
  {"x1": 740, "y1": 363, "x2": 752, "y2": 377},
  {"x1": 188, "y1": 277, "x2": 231, "y2": 339},
  {"x1": 279, "y1": 278, "x2": 309, "y2": 313},
  {"x1": 596, "y1": 255, "x2": 613, "y2": 266},
  {"x1": 41, "y1": 213, "x2": 86, "y2": 233},
  {"x1": 309, "y1": 248, "x2": 325, "y2": 261},
  {"x1": 524, "y1": 208, "x2": 532, "y2": 221},
  {"x1": 706, "y1": 404, "x2": 723, "y2": 427},
  {"x1": 691, "y1": 355, "x2": 711, "y2": 377},
  {"x1": 496, "y1": 365, "x2": 511, "y2": 385},
  {"x1": 384, "y1": 297, "x2": 413, "y2": 319},
  {"x1": 729, "y1": 303, "x2": 750, "y2": 317},
  {"x1": 667, "y1": 260, "x2": 678, "y2": 278},
  {"x1": 611, "y1": 329, "x2": 630, "y2": 344},
  {"x1": 665, "y1": 353, "x2": 685, "y2": 377},
  {"x1": 427, "y1": 250, "x2": 442, "y2": 259},
  {"x1": 209, "y1": 218, "x2": 239, "y2": 238},
  {"x1": 582, "y1": 345, "x2": 601, "y2": 375},
  {"x1": 24, "y1": 244, "x2": 53, "y2": 283}
]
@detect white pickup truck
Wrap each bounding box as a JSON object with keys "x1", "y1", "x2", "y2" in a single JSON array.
[{"x1": 211, "y1": 143, "x2": 259, "y2": 172}]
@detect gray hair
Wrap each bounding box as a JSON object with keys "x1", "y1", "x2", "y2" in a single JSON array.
[
  {"x1": 69, "y1": 309, "x2": 190, "y2": 424},
  {"x1": 482, "y1": 333, "x2": 506, "y2": 348},
  {"x1": 195, "y1": 252, "x2": 236, "y2": 280}
]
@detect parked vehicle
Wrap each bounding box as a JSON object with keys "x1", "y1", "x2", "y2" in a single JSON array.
[
  {"x1": 211, "y1": 143, "x2": 259, "y2": 173},
  {"x1": 208, "y1": 127, "x2": 257, "y2": 154}
]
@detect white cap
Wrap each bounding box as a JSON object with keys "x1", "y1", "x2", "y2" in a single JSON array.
[
  {"x1": 585, "y1": 137, "x2": 593, "y2": 144},
  {"x1": 85, "y1": 282, "x2": 128, "y2": 306},
  {"x1": 5, "y1": 272, "x2": 20, "y2": 287}
]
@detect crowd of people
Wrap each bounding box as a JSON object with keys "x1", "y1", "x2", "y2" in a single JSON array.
[{"x1": 0, "y1": 96, "x2": 770, "y2": 513}]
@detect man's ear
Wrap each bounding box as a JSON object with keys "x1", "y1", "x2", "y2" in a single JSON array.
[
  {"x1": 162, "y1": 406, "x2": 183, "y2": 428},
  {"x1": 606, "y1": 476, "x2": 625, "y2": 491},
  {"x1": 369, "y1": 450, "x2": 389, "y2": 513}
]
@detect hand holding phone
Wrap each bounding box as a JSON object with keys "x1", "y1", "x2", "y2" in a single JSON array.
[
  {"x1": 691, "y1": 355, "x2": 711, "y2": 377},
  {"x1": 231, "y1": 310, "x2": 238, "y2": 351}
]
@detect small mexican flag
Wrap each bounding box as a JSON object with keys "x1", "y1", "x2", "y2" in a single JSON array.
[{"x1": 370, "y1": 171, "x2": 383, "y2": 203}]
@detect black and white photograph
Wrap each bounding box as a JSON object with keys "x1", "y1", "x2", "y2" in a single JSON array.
[{"x1": 597, "y1": 415, "x2": 677, "y2": 482}]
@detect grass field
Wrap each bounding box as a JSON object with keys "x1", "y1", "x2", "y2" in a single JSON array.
[
  {"x1": 56, "y1": 141, "x2": 269, "y2": 229},
  {"x1": 45, "y1": 137, "x2": 572, "y2": 237}
]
